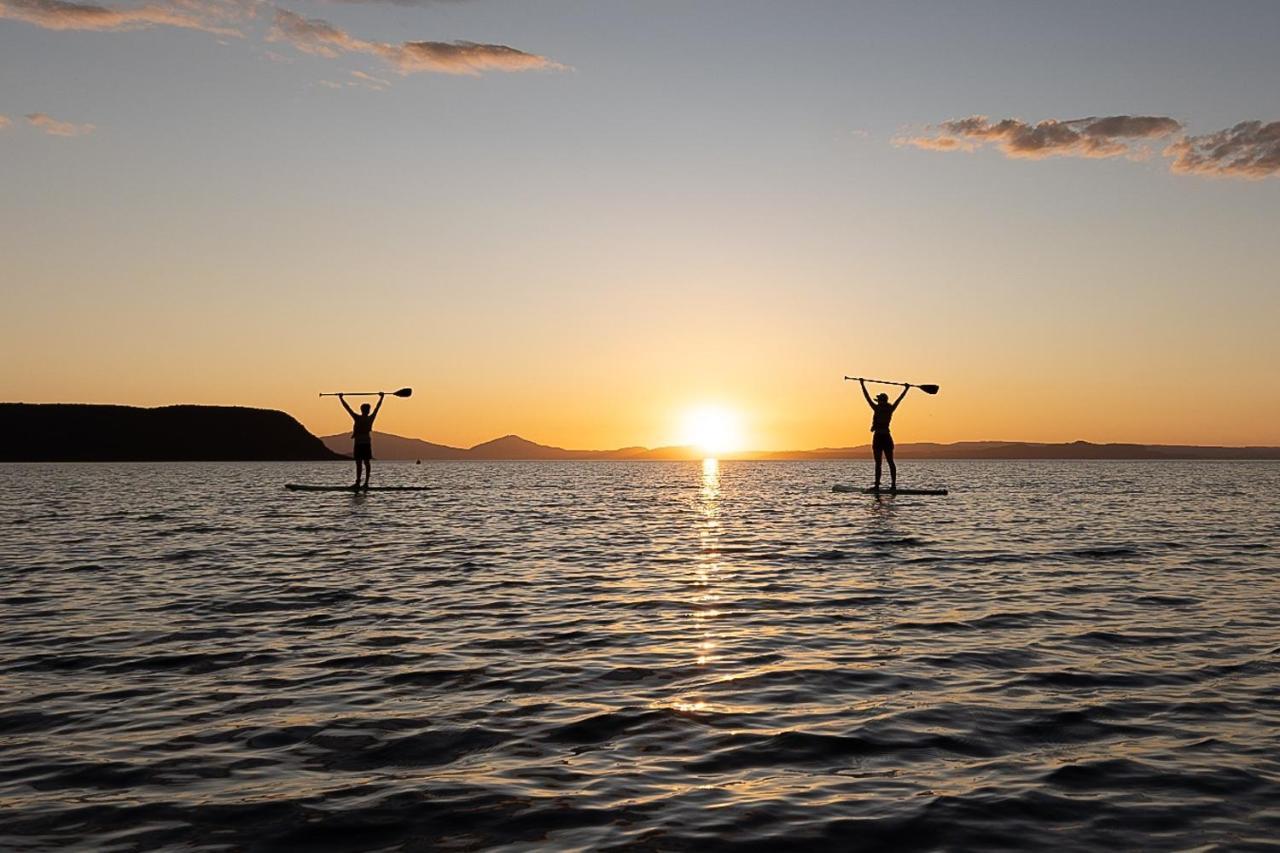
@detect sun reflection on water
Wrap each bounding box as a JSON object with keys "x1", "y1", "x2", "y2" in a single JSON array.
[{"x1": 682, "y1": 458, "x2": 722, "y2": 704}]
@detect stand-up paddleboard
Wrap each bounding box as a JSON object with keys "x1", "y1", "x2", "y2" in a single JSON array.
[
  {"x1": 832, "y1": 485, "x2": 948, "y2": 496},
  {"x1": 285, "y1": 484, "x2": 433, "y2": 492}
]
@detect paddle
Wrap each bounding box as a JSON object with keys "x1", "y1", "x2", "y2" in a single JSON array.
[
  {"x1": 844, "y1": 376, "x2": 940, "y2": 395},
  {"x1": 319, "y1": 387, "x2": 413, "y2": 398}
]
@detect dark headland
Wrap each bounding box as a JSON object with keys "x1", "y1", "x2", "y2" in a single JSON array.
[{"x1": 1, "y1": 404, "x2": 340, "y2": 461}]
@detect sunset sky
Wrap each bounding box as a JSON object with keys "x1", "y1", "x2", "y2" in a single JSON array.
[{"x1": 3, "y1": 1, "x2": 1278, "y2": 449}]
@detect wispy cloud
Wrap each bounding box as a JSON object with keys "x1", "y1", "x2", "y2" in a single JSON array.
[
  {"x1": 380, "y1": 40, "x2": 564, "y2": 75},
  {"x1": 897, "y1": 115, "x2": 1182, "y2": 160},
  {"x1": 317, "y1": 0, "x2": 474, "y2": 5},
  {"x1": 267, "y1": 8, "x2": 566, "y2": 76},
  {"x1": 0, "y1": 0, "x2": 248, "y2": 35},
  {"x1": 25, "y1": 112, "x2": 96, "y2": 136},
  {"x1": 267, "y1": 8, "x2": 360, "y2": 57},
  {"x1": 350, "y1": 70, "x2": 390, "y2": 90},
  {"x1": 899, "y1": 114, "x2": 1280, "y2": 180},
  {"x1": 1, "y1": 0, "x2": 563, "y2": 83},
  {"x1": 1166, "y1": 121, "x2": 1280, "y2": 180},
  {"x1": 0, "y1": 115, "x2": 11, "y2": 130}
]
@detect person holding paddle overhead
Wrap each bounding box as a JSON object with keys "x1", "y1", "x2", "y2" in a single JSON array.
[
  {"x1": 339, "y1": 392, "x2": 384, "y2": 489},
  {"x1": 860, "y1": 379, "x2": 909, "y2": 491}
]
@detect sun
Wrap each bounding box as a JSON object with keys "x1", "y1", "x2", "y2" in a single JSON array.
[{"x1": 680, "y1": 405, "x2": 745, "y2": 457}]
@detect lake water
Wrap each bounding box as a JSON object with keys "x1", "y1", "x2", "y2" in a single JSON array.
[{"x1": 2, "y1": 460, "x2": 1279, "y2": 850}]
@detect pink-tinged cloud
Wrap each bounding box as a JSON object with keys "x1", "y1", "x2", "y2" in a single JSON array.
[
  {"x1": 25, "y1": 112, "x2": 95, "y2": 136},
  {"x1": 901, "y1": 113, "x2": 1280, "y2": 180},
  {"x1": 268, "y1": 8, "x2": 565, "y2": 76},
  {"x1": 377, "y1": 40, "x2": 564, "y2": 75},
  {"x1": 267, "y1": 8, "x2": 368, "y2": 58},
  {"x1": 0, "y1": 0, "x2": 246, "y2": 35},
  {"x1": 897, "y1": 115, "x2": 1184, "y2": 160},
  {"x1": 0, "y1": 115, "x2": 11, "y2": 130},
  {"x1": 1165, "y1": 121, "x2": 1280, "y2": 179}
]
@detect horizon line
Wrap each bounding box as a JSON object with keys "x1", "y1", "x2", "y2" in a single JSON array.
[{"x1": 328, "y1": 429, "x2": 1280, "y2": 456}]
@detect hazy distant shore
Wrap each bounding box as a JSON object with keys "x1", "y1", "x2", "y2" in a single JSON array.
[{"x1": 327, "y1": 431, "x2": 1280, "y2": 462}]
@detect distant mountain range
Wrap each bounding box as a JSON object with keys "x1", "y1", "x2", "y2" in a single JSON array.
[{"x1": 323, "y1": 432, "x2": 1280, "y2": 461}]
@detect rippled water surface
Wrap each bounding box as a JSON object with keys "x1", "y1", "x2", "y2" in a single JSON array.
[{"x1": 3, "y1": 460, "x2": 1279, "y2": 850}]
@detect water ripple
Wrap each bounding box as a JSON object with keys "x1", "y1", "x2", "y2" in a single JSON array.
[{"x1": 2, "y1": 459, "x2": 1279, "y2": 849}]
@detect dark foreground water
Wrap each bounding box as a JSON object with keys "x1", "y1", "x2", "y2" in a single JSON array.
[{"x1": 2, "y1": 460, "x2": 1279, "y2": 851}]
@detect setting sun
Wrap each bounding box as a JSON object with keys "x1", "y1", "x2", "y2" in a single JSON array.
[{"x1": 679, "y1": 405, "x2": 745, "y2": 457}]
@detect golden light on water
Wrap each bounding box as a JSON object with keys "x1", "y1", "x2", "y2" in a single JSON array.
[{"x1": 680, "y1": 405, "x2": 746, "y2": 458}]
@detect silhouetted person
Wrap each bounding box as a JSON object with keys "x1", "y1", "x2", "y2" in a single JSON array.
[
  {"x1": 860, "y1": 379, "x2": 909, "y2": 490},
  {"x1": 339, "y1": 392, "x2": 383, "y2": 488}
]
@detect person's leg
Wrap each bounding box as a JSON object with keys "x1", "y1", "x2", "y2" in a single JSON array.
[
  {"x1": 873, "y1": 447, "x2": 883, "y2": 488},
  {"x1": 363, "y1": 459, "x2": 371, "y2": 488},
  {"x1": 353, "y1": 457, "x2": 361, "y2": 487},
  {"x1": 886, "y1": 447, "x2": 897, "y2": 489}
]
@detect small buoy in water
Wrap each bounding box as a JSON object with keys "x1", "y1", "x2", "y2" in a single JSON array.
[{"x1": 416, "y1": 459, "x2": 421, "y2": 464}]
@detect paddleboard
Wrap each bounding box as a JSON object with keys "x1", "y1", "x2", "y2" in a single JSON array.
[
  {"x1": 832, "y1": 485, "x2": 949, "y2": 496},
  {"x1": 285, "y1": 484, "x2": 433, "y2": 492}
]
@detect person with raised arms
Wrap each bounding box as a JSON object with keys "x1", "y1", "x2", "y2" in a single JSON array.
[
  {"x1": 860, "y1": 379, "x2": 909, "y2": 491},
  {"x1": 338, "y1": 392, "x2": 384, "y2": 489}
]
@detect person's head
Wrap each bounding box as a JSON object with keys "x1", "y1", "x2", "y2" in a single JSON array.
[
  {"x1": 360, "y1": 403, "x2": 371, "y2": 415},
  {"x1": 876, "y1": 393, "x2": 889, "y2": 404}
]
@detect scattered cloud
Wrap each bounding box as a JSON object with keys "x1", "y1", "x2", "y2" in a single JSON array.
[
  {"x1": 318, "y1": 0, "x2": 474, "y2": 5},
  {"x1": 25, "y1": 112, "x2": 96, "y2": 136},
  {"x1": 897, "y1": 115, "x2": 1182, "y2": 160},
  {"x1": 1, "y1": 0, "x2": 563, "y2": 83},
  {"x1": 1166, "y1": 121, "x2": 1280, "y2": 179},
  {"x1": 379, "y1": 40, "x2": 565, "y2": 75},
  {"x1": 0, "y1": 0, "x2": 248, "y2": 36},
  {"x1": 0, "y1": 115, "x2": 11, "y2": 129},
  {"x1": 267, "y1": 8, "x2": 362, "y2": 57},
  {"x1": 899, "y1": 113, "x2": 1279, "y2": 180},
  {"x1": 267, "y1": 8, "x2": 566, "y2": 76}
]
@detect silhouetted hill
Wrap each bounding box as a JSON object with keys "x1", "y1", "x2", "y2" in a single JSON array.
[
  {"x1": 323, "y1": 432, "x2": 656, "y2": 460},
  {"x1": 468, "y1": 434, "x2": 582, "y2": 459},
  {"x1": 2, "y1": 404, "x2": 341, "y2": 462},
  {"x1": 321, "y1": 431, "x2": 470, "y2": 460},
  {"x1": 324, "y1": 431, "x2": 1280, "y2": 461}
]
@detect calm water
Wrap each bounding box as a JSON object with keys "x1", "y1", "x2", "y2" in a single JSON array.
[{"x1": 2, "y1": 460, "x2": 1279, "y2": 851}]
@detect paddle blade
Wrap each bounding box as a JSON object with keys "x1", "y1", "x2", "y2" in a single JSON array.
[
  {"x1": 392, "y1": 387, "x2": 413, "y2": 398},
  {"x1": 918, "y1": 384, "x2": 940, "y2": 395}
]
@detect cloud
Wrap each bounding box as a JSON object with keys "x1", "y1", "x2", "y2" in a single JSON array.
[
  {"x1": 267, "y1": 8, "x2": 565, "y2": 76},
  {"x1": 267, "y1": 8, "x2": 365, "y2": 57},
  {"x1": 898, "y1": 115, "x2": 1183, "y2": 160},
  {"x1": 25, "y1": 112, "x2": 95, "y2": 136},
  {"x1": 0, "y1": 0, "x2": 248, "y2": 35},
  {"x1": 0, "y1": 115, "x2": 10, "y2": 129},
  {"x1": 350, "y1": 70, "x2": 390, "y2": 90},
  {"x1": 377, "y1": 40, "x2": 564, "y2": 75},
  {"x1": 314, "y1": 0, "x2": 473, "y2": 5},
  {"x1": 1165, "y1": 121, "x2": 1280, "y2": 179}
]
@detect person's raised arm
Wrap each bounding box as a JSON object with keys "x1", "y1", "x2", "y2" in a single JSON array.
[
  {"x1": 859, "y1": 379, "x2": 874, "y2": 409},
  {"x1": 371, "y1": 391, "x2": 385, "y2": 420},
  {"x1": 892, "y1": 384, "x2": 910, "y2": 409},
  {"x1": 338, "y1": 393, "x2": 356, "y2": 418}
]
